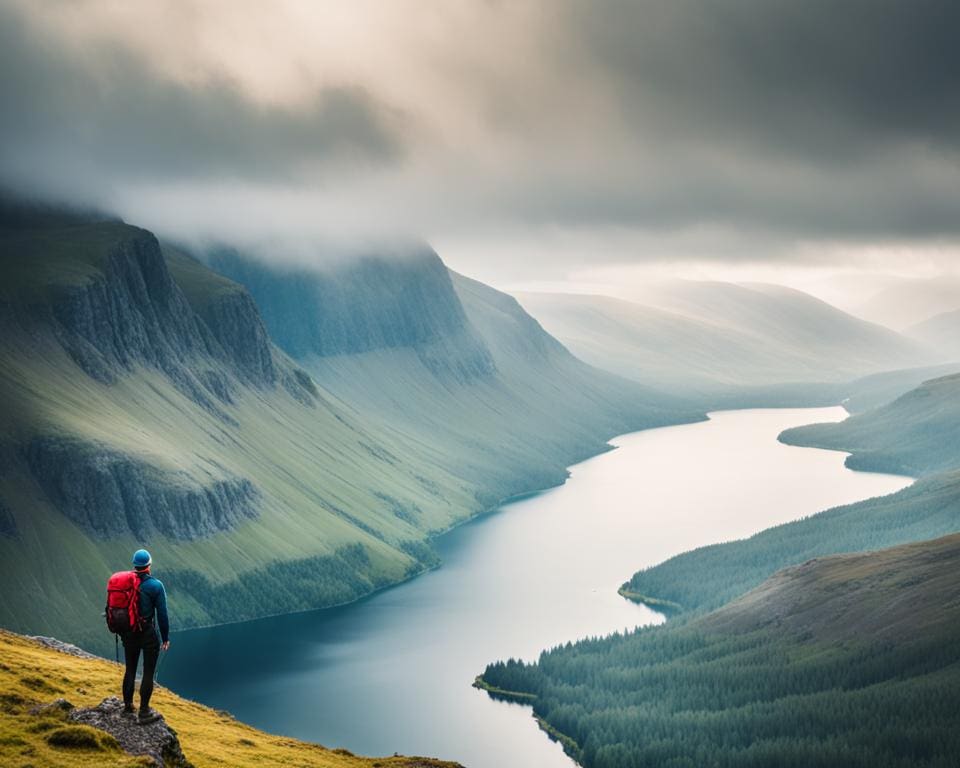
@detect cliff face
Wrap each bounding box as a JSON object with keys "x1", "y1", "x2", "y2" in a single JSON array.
[
  {"x1": 0, "y1": 202, "x2": 696, "y2": 651},
  {"x1": 25, "y1": 437, "x2": 259, "y2": 540},
  {"x1": 0, "y1": 217, "x2": 321, "y2": 545},
  {"x1": 198, "y1": 288, "x2": 277, "y2": 386},
  {"x1": 50, "y1": 231, "x2": 291, "y2": 406},
  {"x1": 53, "y1": 232, "x2": 208, "y2": 378},
  {"x1": 208, "y1": 247, "x2": 496, "y2": 380}
]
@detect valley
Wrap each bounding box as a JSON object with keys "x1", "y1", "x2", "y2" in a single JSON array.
[
  {"x1": 158, "y1": 408, "x2": 909, "y2": 767},
  {"x1": 4, "y1": 7, "x2": 960, "y2": 768},
  {"x1": 0, "y1": 204, "x2": 697, "y2": 653}
]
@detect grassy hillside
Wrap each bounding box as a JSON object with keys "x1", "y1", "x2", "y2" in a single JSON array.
[
  {"x1": 0, "y1": 208, "x2": 698, "y2": 652},
  {"x1": 479, "y1": 534, "x2": 960, "y2": 768},
  {"x1": 0, "y1": 630, "x2": 458, "y2": 768},
  {"x1": 782, "y1": 373, "x2": 960, "y2": 475},
  {"x1": 516, "y1": 284, "x2": 933, "y2": 398}
]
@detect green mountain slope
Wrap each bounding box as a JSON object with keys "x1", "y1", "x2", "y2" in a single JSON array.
[
  {"x1": 0, "y1": 206, "x2": 698, "y2": 652},
  {"x1": 479, "y1": 534, "x2": 960, "y2": 768},
  {"x1": 516, "y1": 283, "x2": 933, "y2": 398},
  {"x1": 782, "y1": 373, "x2": 960, "y2": 475},
  {"x1": 205, "y1": 252, "x2": 698, "y2": 513}
]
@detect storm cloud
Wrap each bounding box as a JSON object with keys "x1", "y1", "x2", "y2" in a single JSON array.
[
  {"x1": 0, "y1": 4, "x2": 401, "y2": 190},
  {"x1": 1, "y1": 0, "x2": 958, "y2": 281}
]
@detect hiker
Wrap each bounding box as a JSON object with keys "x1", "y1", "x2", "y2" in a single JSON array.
[{"x1": 108, "y1": 549, "x2": 170, "y2": 724}]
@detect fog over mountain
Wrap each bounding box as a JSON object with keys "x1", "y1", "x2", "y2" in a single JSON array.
[{"x1": 2, "y1": 0, "x2": 959, "y2": 291}]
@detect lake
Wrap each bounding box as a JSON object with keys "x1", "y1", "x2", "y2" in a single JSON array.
[{"x1": 160, "y1": 408, "x2": 912, "y2": 767}]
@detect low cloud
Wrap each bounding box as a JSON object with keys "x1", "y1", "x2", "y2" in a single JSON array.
[{"x1": 2, "y1": 0, "x2": 959, "y2": 282}]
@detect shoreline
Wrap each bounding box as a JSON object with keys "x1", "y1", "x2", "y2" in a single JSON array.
[
  {"x1": 472, "y1": 675, "x2": 584, "y2": 765},
  {"x1": 616, "y1": 586, "x2": 683, "y2": 614},
  {"x1": 168, "y1": 413, "x2": 710, "y2": 640}
]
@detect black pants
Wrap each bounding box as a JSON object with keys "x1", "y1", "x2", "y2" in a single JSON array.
[{"x1": 122, "y1": 627, "x2": 160, "y2": 711}]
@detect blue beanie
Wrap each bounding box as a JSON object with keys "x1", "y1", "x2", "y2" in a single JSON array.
[{"x1": 132, "y1": 549, "x2": 152, "y2": 568}]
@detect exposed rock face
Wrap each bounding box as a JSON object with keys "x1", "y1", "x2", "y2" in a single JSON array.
[
  {"x1": 26, "y1": 436, "x2": 259, "y2": 539},
  {"x1": 69, "y1": 696, "x2": 192, "y2": 767},
  {"x1": 29, "y1": 636, "x2": 99, "y2": 659},
  {"x1": 53, "y1": 231, "x2": 211, "y2": 381},
  {"x1": 197, "y1": 288, "x2": 277, "y2": 386},
  {"x1": 50, "y1": 230, "x2": 287, "y2": 406},
  {"x1": 209, "y1": 247, "x2": 497, "y2": 380}
]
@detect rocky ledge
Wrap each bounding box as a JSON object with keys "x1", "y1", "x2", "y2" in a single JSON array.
[
  {"x1": 28, "y1": 635, "x2": 99, "y2": 659},
  {"x1": 68, "y1": 697, "x2": 192, "y2": 767}
]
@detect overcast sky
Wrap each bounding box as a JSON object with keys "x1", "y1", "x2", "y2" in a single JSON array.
[{"x1": 2, "y1": 0, "x2": 959, "y2": 290}]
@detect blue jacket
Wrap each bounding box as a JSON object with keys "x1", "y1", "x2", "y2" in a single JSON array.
[{"x1": 137, "y1": 573, "x2": 169, "y2": 642}]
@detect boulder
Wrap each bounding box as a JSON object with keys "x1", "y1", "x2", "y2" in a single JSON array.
[{"x1": 68, "y1": 696, "x2": 192, "y2": 767}]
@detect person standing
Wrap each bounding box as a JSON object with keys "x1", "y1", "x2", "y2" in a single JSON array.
[{"x1": 121, "y1": 548, "x2": 170, "y2": 724}]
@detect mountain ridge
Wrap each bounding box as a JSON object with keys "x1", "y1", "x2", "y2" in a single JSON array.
[
  {"x1": 0, "y1": 203, "x2": 700, "y2": 651},
  {"x1": 515, "y1": 283, "x2": 933, "y2": 398}
]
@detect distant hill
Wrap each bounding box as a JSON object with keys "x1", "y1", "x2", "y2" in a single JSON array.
[
  {"x1": 841, "y1": 363, "x2": 960, "y2": 413},
  {"x1": 480, "y1": 534, "x2": 960, "y2": 768},
  {"x1": 0, "y1": 629, "x2": 459, "y2": 767},
  {"x1": 203, "y1": 251, "x2": 695, "y2": 512},
  {"x1": 0, "y1": 203, "x2": 698, "y2": 651},
  {"x1": 782, "y1": 373, "x2": 960, "y2": 476},
  {"x1": 516, "y1": 282, "x2": 934, "y2": 396},
  {"x1": 854, "y1": 275, "x2": 960, "y2": 330},
  {"x1": 907, "y1": 308, "x2": 960, "y2": 359}
]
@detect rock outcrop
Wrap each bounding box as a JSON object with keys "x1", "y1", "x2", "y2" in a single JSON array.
[
  {"x1": 209, "y1": 247, "x2": 497, "y2": 381},
  {"x1": 52, "y1": 231, "x2": 213, "y2": 382},
  {"x1": 44, "y1": 228, "x2": 312, "y2": 413},
  {"x1": 26, "y1": 436, "x2": 260, "y2": 539},
  {"x1": 28, "y1": 636, "x2": 99, "y2": 659},
  {"x1": 197, "y1": 288, "x2": 277, "y2": 386},
  {"x1": 68, "y1": 696, "x2": 192, "y2": 767}
]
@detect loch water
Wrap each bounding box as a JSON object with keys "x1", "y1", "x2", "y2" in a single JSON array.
[{"x1": 161, "y1": 408, "x2": 911, "y2": 767}]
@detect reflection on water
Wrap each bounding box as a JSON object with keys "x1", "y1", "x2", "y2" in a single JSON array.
[{"x1": 161, "y1": 408, "x2": 911, "y2": 767}]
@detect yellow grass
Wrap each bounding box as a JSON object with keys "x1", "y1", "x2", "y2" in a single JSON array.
[{"x1": 0, "y1": 630, "x2": 459, "y2": 768}]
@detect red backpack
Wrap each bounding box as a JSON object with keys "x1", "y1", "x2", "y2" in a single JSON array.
[{"x1": 105, "y1": 571, "x2": 144, "y2": 635}]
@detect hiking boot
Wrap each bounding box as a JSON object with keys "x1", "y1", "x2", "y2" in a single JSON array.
[
  {"x1": 122, "y1": 703, "x2": 136, "y2": 718},
  {"x1": 137, "y1": 708, "x2": 162, "y2": 725}
]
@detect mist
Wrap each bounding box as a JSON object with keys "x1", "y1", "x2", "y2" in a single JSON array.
[{"x1": 2, "y1": 0, "x2": 959, "y2": 301}]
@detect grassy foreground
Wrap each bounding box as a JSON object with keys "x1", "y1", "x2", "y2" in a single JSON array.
[{"x1": 0, "y1": 630, "x2": 458, "y2": 768}]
